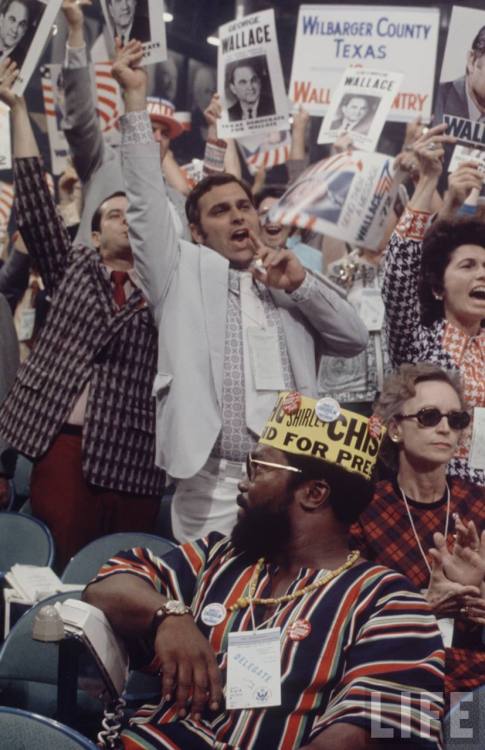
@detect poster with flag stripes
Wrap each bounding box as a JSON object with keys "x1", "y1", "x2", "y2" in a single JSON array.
[
  {"x1": 42, "y1": 62, "x2": 122, "y2": 174},
  {"x1": 0, "y1": 182, "x2": 14, "y2": 241},
  {"x1": 267, "y1": 150, "x2": 400, "y2": 249},
  {"x1": 0, "y1": 103, "x2": 11, "y2": 172},
  {"x1": 237, "y1": 129, "x2": 291, "y2": 175}
]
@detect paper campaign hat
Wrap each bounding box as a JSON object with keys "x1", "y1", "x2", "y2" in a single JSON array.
[
  {"x1": 146, "y1": 97, "x2": 184, "y2": 139},
  {"x1": 258, "y1": 392, "x2": 385, "y2": 480}
]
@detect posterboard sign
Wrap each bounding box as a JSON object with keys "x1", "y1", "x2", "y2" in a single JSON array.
[
  {"x1": 41, "y1": 64, "x2": 69, "y2": 175},
  {"x1": 268, "y1": 151, "x2": 400, "y2": 250},
  {"x1": 289, "y1": 5, "x2": 439, "y2": 122},
  {"x1": 0, "y1": 182, "x2": 14, "y2": 239},
  {"x1": 448, "y1": 145, "x2": 485, "y2": 177},
  {"x1": 237, "y1": 129, "x2": 291, "y2": 175},
  {"x1": 217, "y1": 9, "x2": 289, "y2": 139},
  {"x1": 8, "y1": 0, "x2": 63, "y2": 96},
  {"x1": 99, "y1": 0, "x2": 166, "y2": 65},
  {"x1": 0, "y1": 104, "x2": 11, "y2": 172},
  {"x1": 317, "y1": 68, "x2": 403, "y2": 151},
  {"x1": 435, "y1": 6, "x2": 485, "y2": 147}
]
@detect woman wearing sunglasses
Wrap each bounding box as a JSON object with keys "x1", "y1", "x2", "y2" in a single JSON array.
[
  {"x1": 383, "y1": 123, "x2": 485, "y2": 486},
  {"x1": 350, "y1": 362, "x2": 485, "y2": 696}
]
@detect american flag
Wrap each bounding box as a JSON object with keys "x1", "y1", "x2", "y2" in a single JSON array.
[
  {"x1": 94, "y1": 62, "x2": 122, "y2": 134},
  {"x1": 238, "y1": 130, "x2": 291, "y2": 175}
]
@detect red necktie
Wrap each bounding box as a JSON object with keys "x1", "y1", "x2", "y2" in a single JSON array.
[{"x1": 111, "y1": 270, "x2": 129, "y2": 307}]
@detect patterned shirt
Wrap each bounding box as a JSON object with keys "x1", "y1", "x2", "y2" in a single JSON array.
[
  {"x1": 95, "y1": 536, "x2": 444, "y2": 750},
  {"x1": 383, "y1": 208, "x2": 485, "y2": 486},
  {"x1": 212, "y1": 269, "x2": 297, "y2": 461},
  {"x1": 349, "y1": 478, "x2": 485, "y2": 695}
]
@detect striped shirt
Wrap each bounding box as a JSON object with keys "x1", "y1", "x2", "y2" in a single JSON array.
[{"x1": 95, "y1": 535, "x2": 444, "y2": 750}]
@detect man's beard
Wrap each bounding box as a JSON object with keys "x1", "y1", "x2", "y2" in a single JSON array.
[{"x1": 231, "y1": 495, "x2": 292, "y2": 562}]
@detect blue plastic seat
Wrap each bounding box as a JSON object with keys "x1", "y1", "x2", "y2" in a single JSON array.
[
  {"x1": 0, "y1": 511, "x2": 54, "y2": 572},
  {"x1": 0, "y1": 706, "x2": 98, "y2": 748},
  {"x1": 61, "y1": 531, "x2": 175, "y2": 584}
]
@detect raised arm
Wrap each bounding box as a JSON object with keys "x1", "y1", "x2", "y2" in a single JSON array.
[
  {"x1": 61, "y1": 0, "x2": 106, "y2": 184},
  {"x1": 0, "y1": 61, "x2": 72, "y2": 295},
  {"x1": 113, "y1": 40, "x2": 180, "y2": 315}
]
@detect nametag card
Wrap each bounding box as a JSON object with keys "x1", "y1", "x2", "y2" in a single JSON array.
[
  {"x1": 359, "y1": 288, "x2": 385, "y2": 332},
  {"x1": 18, "y1": 309, "x2": 36, "y2": 342},
  {"x1": 247, "y1": 328, "x2": 286, "y2": 391},
  {"x1": 469, "y1": 408, "x2": 485, "y2": 471},
  {"x1": 226, "y1": 628, "x2": 281, "y2": 709}
]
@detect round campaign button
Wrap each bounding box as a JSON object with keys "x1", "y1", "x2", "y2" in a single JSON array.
[
  {"x1": 315, "y1": 397, "x2": 340, "y2": 423},
  {"x1": 282, "y1": 391, "x2": 302, "y2": 415},
  {"x1": 201, "y1": 602, "x2": 227, "y2": 627},
  {"x1": 288, "y1": 619, "x2": 312, "y2": 641}
]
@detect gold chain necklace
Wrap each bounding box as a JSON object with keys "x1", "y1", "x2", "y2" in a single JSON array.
[{"x1": 228, "y1": 550, "x2": 360, "y2": 612}]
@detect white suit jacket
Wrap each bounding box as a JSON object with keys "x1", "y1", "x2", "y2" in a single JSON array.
[{"x1": 122, "y1": 140, "x2": 368, "y2": 478}]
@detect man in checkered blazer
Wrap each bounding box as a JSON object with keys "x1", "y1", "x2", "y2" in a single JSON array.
[{"x1": 0, "y1": 74, "x2": 164, "y2": 568}]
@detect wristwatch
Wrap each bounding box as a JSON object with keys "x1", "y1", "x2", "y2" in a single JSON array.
[{"x1": 151, "y1": 600, "x2": 191, "y2": 634}]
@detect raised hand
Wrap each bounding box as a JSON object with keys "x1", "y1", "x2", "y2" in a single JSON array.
[
  {"x1": 0, "y1": 58, "x2": 19, "y2": 109},
  {"x1": 204, "y1": 93, "x2": 222, "y2": 128},
  {"x1": 426, "y1": 552, "x2": 480, "y2": 618},
  {"x1": 61, "y1": 0, "x2": 91, "y2": 29},
  {"x1": 248, "y1": 229, "x2": 306, "y2": 292},
  {"x1": 410, "y1": 122, "x2": 456, "y2": 180},
  {"x1": 111, "y1": 38, "x2": 147, "y2": 109},
  {"x1": 429, "y1": 526, "x2": 485, "y2": 588}
]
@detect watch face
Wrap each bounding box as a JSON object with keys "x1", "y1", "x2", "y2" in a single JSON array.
[{"x1": 166, "y1": 600, "x2": 188, "y2": 615}]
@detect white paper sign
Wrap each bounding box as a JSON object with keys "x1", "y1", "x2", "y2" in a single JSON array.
[
  {"x1": 217, "y1": 9, "x2": 289, "y2": 139},
  {"x1": 99, "y1": 0, "x2": 167, "y2": 65},
  {"x1": 318, "y1": 68, "x2": 403, "y2": 152},
  {"x1": 11, "y1": 0, "x2": 64, "y2": 96},
  {"x1": 0, "y1": 182, "x2": 14, "y2": 236},
  {"x1": 0, "y1": 103, "x2": 11, "y2": 172},
  {"x1": 469, "y1": 408, "x2": 485, "y2": 472},
  {"x1": 226, "y1": 628, "x2": 281, "y2": 710},
  {"x1": 448, "y1": 145, "x2": 485, "y2": 177},
  {"x1": 435, "y1": 7, "x2": 485, "y2": 147},
  {"x1": 268, "y1": 151, "x2": 400, "y2": 250},
  {"x1": 289, "y1": 5, "x2": 439, "y2": 122}
]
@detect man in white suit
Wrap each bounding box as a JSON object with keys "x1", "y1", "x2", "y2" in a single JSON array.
[{"x1": 115, "y1": 42, "x2": 368, "y2": 542}]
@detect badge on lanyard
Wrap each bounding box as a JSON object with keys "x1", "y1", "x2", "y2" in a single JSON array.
[{"x1": 226, "y1": 628, "x2": 282, "y2": 709}]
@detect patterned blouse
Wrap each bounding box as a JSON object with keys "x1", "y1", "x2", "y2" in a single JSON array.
[{"x1": 382, "y1": 207, "x2": 485, "y2": 486}]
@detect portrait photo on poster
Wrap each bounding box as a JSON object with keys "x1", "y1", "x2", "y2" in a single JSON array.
[
  {"x1": 329, "y1": 94, "x2": 380, "y2": 137},
  {"x1": 100, "y1": 0, "x2": 166, "y2": 65},
  {"x1": 225, "y1": 54, "x2": 276, "y2": 122},
  {"x1": 0, "y1": 0, "x2": 45, "y2": 68}
]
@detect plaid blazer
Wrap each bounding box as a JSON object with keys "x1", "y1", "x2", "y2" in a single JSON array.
[{"x1": 0, "y1": 157, "x2": 164, "y2": 497}]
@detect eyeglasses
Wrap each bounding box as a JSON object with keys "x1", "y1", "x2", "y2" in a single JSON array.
[
  {"x1": 395, "y1": 407, "x2": 471, "y2": 431},
  {"x1": 246, "y1": 454, "x2": 302, "y2": 481}
]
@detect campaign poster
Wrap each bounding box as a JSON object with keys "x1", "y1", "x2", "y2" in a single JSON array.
[
  {"x1": 317, "y1": 68, "x2": 403, "y2": 151},
  {"x1": 289, "y1": 5, "x2": 439, "y2": 122},
  {"x1": 0, "y1": 103, "x2": 11, "y2": 171},
  {"x1": 237, "y1": 129, "x2": 291, "y2": 175},
  {"x1": 7, "y1": 0, "x2": 63, "y2": 96},
  {"x1": 41, "y1": 64, "x2": 69, "y2": 175},
  {"x1": 99, "y1": 0, "x2": 167, "y2": 65},
  {"x1": 217, "y1": 8, "x2": 289, "y2": 139},
  {"x1": 435, "y1": 6, "x2": 485, "y2": 148},
  {"x1": 268, "y1": 150, "x2": 400, "y2": 250}
]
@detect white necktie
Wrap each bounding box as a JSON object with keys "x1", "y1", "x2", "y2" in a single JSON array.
[{"x1": 240, "y1": 273, "x2": 279, "y2": 436}]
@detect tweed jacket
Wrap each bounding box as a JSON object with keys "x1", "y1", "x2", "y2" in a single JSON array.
[
  {"x1": 0, "y1": 157, "x2": 164, "y2": 497},
  {"x1": 382, "y1": 216, "x2": 485, "y2": 487}
]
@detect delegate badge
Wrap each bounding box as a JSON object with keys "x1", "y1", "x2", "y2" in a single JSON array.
[
  {"x1": 201, "y1": 602, "x2": 227, "y2": 627},
  {"x1": 288, "y1": 619, "x2": 312, "y2": 641}
]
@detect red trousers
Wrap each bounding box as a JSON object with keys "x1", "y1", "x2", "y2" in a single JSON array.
[{"x1": 30, "y1": 431, "x2": 160, "y2": 570}]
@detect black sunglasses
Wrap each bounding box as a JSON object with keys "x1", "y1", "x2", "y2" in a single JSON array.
[{"x1": 395, "y1": 407, "x2": 471, "y2": 431}]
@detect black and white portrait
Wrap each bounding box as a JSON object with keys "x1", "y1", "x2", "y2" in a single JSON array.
[
  {"x1": 329, "y1": 94, "x2": 379, "y2": 137},
  {"x1": 0, "y1": 0, "x2": 44, "y2": 68},
  {"x1": 105, "y1": 0, "x2": 150, "y2": 45},
  {"x1": 225, "y1": 55, "x2": 275, "y2": 122}
]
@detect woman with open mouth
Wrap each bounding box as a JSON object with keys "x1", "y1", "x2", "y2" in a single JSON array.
[{"x1": 383, "y1": 123, "x2": 485, "y2": 486}]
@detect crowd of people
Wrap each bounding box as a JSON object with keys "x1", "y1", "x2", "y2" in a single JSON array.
[{"x1": 0, "y1": 2, "x2": 485, "y2": 748}]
